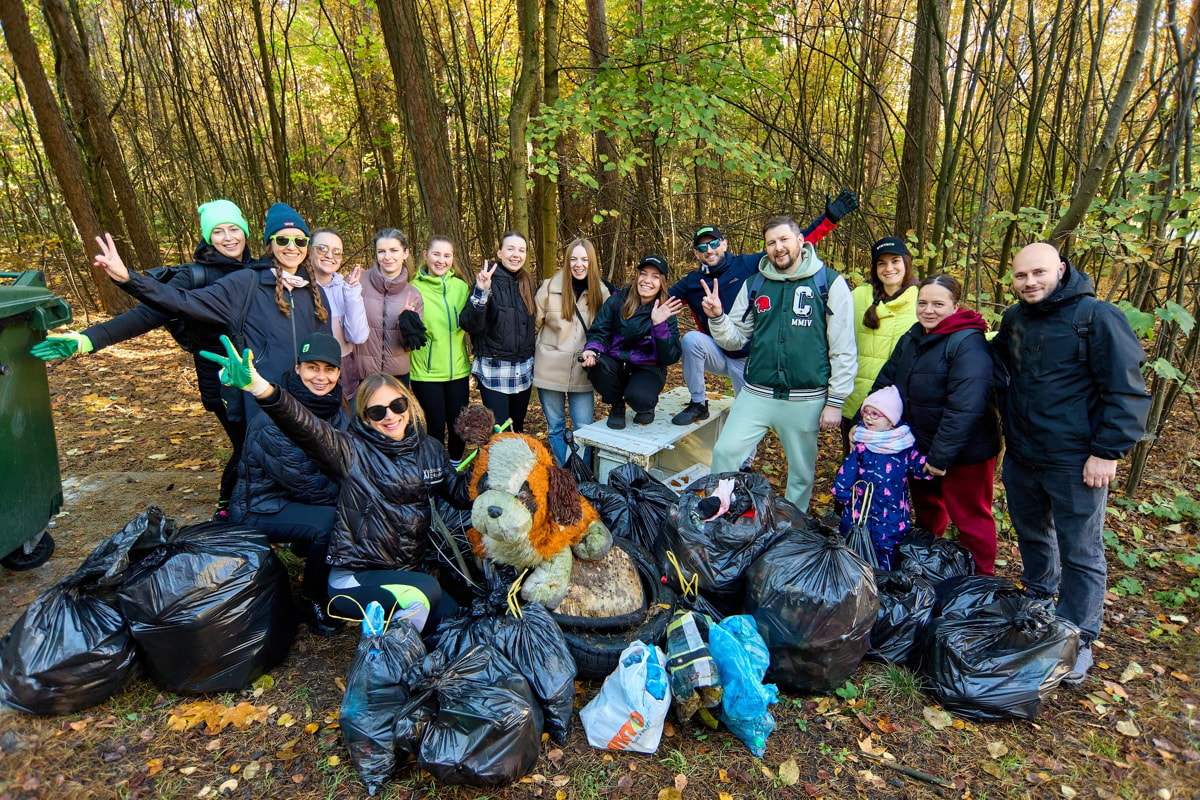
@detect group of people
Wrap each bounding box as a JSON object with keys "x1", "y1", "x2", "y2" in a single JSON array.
[{"x1": 35, "y1": 193, "x2": 1150, "y2": 685}]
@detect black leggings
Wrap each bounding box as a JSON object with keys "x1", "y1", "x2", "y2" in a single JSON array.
[
  {"x1": 245, "y1": 503, "x2": 336, "y2": 598},
  {"x1": 211, "y1": 403, "x2": 247, "y2": 505},
  {"x1": 411, "y1": 377, "x2": 471, "y2": 460},
  {"x1": 328, "y1": 570, "x2": 457, "y2": 633},
  {"x1": 586, "y1": 355, "x2": 666, "y2": 413},
  {"x1": 477, "y1": 384, "x2": 532, "y2": 433}
]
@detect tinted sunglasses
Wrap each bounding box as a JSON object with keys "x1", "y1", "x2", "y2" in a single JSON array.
[
  {"x1": 364, "y1": 396, "x2": 409, "y2": 421},
  {"x1": 314, "y1": 243, "x2": 343, "y2": 257},
  {"x1": 695, "y1": 238, "x2": 722, "y2": 253},
  {"x1": 272, "y1": 234, "x2": 310, "y2": 249}
]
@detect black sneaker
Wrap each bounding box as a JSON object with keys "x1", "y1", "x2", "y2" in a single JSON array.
[
  {"x1": 607, "y1": 405, "x2": 627, "y2": 429},
  {"x1": 299, "y1": 595, "x2": 343, "y2": 637},
  {"x1": 633, "y1": 410, "x2": 654, "y2": 425},
  {"x1": 671, "y1": 401, "x2": 709, "y2": 425}
]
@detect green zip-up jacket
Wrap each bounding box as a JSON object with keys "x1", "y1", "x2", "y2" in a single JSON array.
[{"x1": 410, "y1": 268, "x2": 471, "y2": 382}]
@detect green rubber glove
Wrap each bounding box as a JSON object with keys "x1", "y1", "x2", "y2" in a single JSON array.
[
  {"x1": 31, "y1": 332, "x2": 92, "y2": 360},
  {"x1": 198, "y1": 334, "x2": 269, "y2": 395}
]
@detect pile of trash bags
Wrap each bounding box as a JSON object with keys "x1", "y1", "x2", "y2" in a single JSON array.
[
  {"x1": 0, "y1": 508, "x2": 298, "y2": 714},
  {"x1": 341, "y1": 571, "x2": 577, "y2": 794},
  {"x1": 578, "y1": 463, "x2": 678, "y2": 553}
]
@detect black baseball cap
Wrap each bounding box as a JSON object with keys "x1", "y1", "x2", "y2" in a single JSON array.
[
  {"x1": 638, "y1": 254, "x2": 670, "y2": 280},
  {"x1": 692, "y1": 225, "x2": 723, "y2": 247},
  {"x1": 871, "y1": 236, "x2": 910, "y2": 258},
  {"x1": 296, "y1": 333, "x2": 342, "y2": 368}
]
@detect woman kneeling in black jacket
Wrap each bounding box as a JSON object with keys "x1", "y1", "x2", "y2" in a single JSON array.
[{"x1": 204, "y1": 336, "x2": 471, "y2": 634}]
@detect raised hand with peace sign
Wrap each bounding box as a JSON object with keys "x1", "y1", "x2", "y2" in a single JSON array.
[
  {"x1": 700, "y1": 278, "x2": 724, "y2": 318},
  {"x1": 475, "y1": 259, "x2": 498, "y2": 292}
]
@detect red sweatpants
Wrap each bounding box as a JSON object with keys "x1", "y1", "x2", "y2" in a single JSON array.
[{"x1": 909, "y1": 458, "x2": 997, "y2": 575}]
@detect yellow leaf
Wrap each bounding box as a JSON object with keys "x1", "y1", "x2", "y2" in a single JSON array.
[
  {"x1": 922, "y1": 706, "x2": 953, "y2": 730},
  {"x1": 242, "y1": 761, "x2": 260, "y2": 780},
  {"x1": 657, "y1": 789, "x2": 682, "y2": 800},
  {"x1": 981, "y1": 761, "x2": 1003, "y2": 778},
  {"x1": 719, "y1": 794, "x2": 734, "y2": 800},
  {"x1": 779, "y1": 758, "x2": 800, "y2": 786},
  {"x1": 327, "y1": 756, "x2": 340, "y2": 767},
  {"x1": 304, "y1": 723, "x2": 320, "y2": 735},
  {"x1": 557, "y1": 792, "x2": 567, "y2": 800},
  {"x1": 277, "y1": 713, "x2": 296, "y2": 727},
  {"x1": 147, "y1": 758, "x2": 164, "y2": 776},
  {"x1": 718, "y1": 769, "x2": 730, "y2": 783}
]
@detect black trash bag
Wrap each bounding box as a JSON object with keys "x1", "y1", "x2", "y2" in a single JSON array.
[
  {"x1": 340, "y1": 604, "x2": 428, "y2": 796},
  {"x1": 658, "y1": 473, "x2": 793, "y2": 616},
  {"x1": 844, "y1": 482, "x2": 880, "y2": 570},
  {"x1": 867, "y1": 568, "x2": 936, "y2": 664},
  {"x1": 393, "y1": 645, "x2": 543, "y2": 787},
  {"x1": 606, "y1": 463, "x2": 679, "y2": 552},
  {"x1": 428, "y1": 498, "x2": 484, "y2": 605},
  {"x1": 745, "y1": 528, "x2": 878, "y2": 692},
  {"x1": 933, "y1": 575, "x2": 1025, "y2": 620},
  {"x1": 0, "y1": 508, "x2": 171, "y2": 715},
  {"x1": 563, "y1": 429, "x2": 594, "y2": 483},
  {"x1": 436, "y1": 573, "x2": 575, "y2": 744},
  {"x1": 922, "y1": 596, "x2": 1080, "y2": 721},
  {"x1": 118, "y1": 520, "x2": 298, "y2": 693},
  {"x1": 579, "y1": 481, "x2": 631, "y2": 539},
  {"x1": 895, "y1": 528, "x2": 975, "y2": 584}
]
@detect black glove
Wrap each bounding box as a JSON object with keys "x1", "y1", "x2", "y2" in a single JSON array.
[
  {"x1": 825, "y1": 189, "x2": 859, "y2": 223},
  {"x1": 396, "y1": 309, "x2": 428, "y2": 350}
]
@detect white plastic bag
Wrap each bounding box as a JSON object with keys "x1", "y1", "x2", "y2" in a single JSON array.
[{"x1": 579, "y1": 640, "x2": 670, "y2": 753}]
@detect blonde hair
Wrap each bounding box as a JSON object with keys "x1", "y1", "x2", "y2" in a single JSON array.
[
  {"x1": 354, "y1": 373, "x2": 426, "y2": 435},
  {"x1": 558, "y1": 238, "x2": 603, "y2": 319}
]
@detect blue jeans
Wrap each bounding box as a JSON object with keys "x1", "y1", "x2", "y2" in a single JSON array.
[
  {"x1": 537, "y1": 387, "x2": 595, "y2": 466},
  {"x1": 1002, "y1": 457, "x2": 1108, "y2": 643}
]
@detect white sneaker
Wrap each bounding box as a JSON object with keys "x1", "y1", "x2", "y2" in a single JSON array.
[{"x1": 1062, "y1": 645, "x2": 1093, "y2": 684}]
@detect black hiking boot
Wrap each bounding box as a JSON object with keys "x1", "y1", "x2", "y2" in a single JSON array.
[
  {"x1": 299, "y1": 594, "x2": 343, "y2": 637},
  {"x1": 633, "y1": 410, "x2": 655, "y2": 425},
  {"x1": 607, "y1": 403, "x2": 627, "y2": 429},
  {"x1": 671, "y1": 400, "x2": 709, "y2": 425}
]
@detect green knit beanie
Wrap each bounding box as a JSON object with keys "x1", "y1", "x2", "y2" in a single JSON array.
[{"x1": 198, "y1": 199, "x2": 250, "y2": 244}]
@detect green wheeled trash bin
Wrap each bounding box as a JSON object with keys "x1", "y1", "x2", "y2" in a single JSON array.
[{"x1": 0, "y1": 271, "x2": 71, "y2": 570}]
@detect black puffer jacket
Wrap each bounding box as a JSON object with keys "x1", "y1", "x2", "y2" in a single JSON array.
[
  {"x1": 229, "y1": 392, "x2": 352, "y2": 521},
  {"x1": 86, "y1": 241, "x2": 253, "y2": 410},
  {"x1": 992, "y1": 266, "x2": 1149, "y2": 469},
  {"x1": 872, "y1": 311, "x2": 1001, "y2": 470},
  {"x1": 459, "y1": 264, "x2": 536, "y2": 361},
  {"x1": 256, "y1": 388, "x2": 470, "y2": 571}
]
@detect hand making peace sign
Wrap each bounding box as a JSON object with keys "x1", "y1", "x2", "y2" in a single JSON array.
[
  {"x1": 93, "y1": 233, "x2": 130, "y2": 283},
  {"x1": 700, "y1": 278, "x2": 723, "y2": 318},
  {"x1": 475, "y1": 259, "x2": 498, "y2": 291}
]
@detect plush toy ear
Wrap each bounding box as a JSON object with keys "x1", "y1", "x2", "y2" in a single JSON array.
[
  {"x1": 454, "y1": 405, "x2": 497, "y2": 450},
  {"x1": 547, "y1": 465, "x2": 582, "y2": 526}
]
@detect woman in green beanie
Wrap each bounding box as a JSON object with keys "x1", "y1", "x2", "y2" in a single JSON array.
[{"x1": 32, "y1": 199, "x2": 257, "y2": 518}]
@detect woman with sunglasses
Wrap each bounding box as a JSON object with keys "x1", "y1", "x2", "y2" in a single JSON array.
[
  {"x1": 33, "y1": 199, "x2": 257, "y2": 519},
  {"x1": 96, "y1": 202, "x2": 332, "y2": 425},
  {"x1": 345, "y1": 228, "x2": 425, "y2": 397},
  {"x1": 409, "y1": 235, "x2": 472, "y2": 462},
  {"x1": 460, "y1": 231, "x2": 537, "y2": 432},
  {"x1": 308, "y1": 228, "x2": 368, "y2": 393},
  {"x1": 202, "y1": 336, "x2": 470, "y2": 633},
  {"x1": 533, "y1": 237, "x2": 610, "y2": 465}
]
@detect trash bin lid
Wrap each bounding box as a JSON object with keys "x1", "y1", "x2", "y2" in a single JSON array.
[{"x1": 0, "y1": 271, "x2": 72, "y2": 328}]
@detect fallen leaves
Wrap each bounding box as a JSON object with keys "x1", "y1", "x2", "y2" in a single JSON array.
[
  {"x1": 922, "y1": 706, "x2": 954, "y2": 730},
  {"x1": 778, "y1": 757, "x2": 800, "y2": 786},
  {"x1": 166, "y1": 701, "x2": 271, "y2": 734},
  {"x1": 1115, "y1": 718, "x2": 1141, "y2": 738}
]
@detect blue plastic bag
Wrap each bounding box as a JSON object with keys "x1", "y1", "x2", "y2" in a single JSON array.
[{"x1": 708, "y1": 615, "x2": 777, "y2": 756}]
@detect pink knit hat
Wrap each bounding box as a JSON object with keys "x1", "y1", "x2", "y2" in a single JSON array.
[{"x1": 862, "y1": 385, "x2": 904, "y2": 426}]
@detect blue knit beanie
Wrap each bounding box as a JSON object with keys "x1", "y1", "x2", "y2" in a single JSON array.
[{"x1": 262, "y1": 202, "x2": 310, "y2": 243}]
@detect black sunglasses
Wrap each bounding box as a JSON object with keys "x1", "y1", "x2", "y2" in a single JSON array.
[
  {"x1": 364, "y1": 396, "x2": 409, "y2": 421},
  {"x1": 272, "y1": 234, "x2": 310, "y2": 248}
]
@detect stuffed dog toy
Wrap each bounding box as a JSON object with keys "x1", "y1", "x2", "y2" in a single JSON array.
[{"x1": 460, "y1": 411, "x2": 613, "y2": 609}]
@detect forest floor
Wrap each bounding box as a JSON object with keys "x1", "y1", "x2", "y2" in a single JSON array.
[{"x1": 1, "y1": 326, "x2": 1199, "y2": 800}]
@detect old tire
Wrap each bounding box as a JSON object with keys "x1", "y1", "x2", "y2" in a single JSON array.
[
  {"x1": 2, "y1": 531, "x2": 55, "y2": 571},
  {"x1": 556, "y1": 538, "x2": 676, "y2": 679}
]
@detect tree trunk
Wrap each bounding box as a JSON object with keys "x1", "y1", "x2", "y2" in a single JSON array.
[
  {"x1": 536, "y1": 0, "x2": 561, "y2": 278},
  {"x1": 507, "y1": 0, "x2": 541, "y2": 240},
  {"x1": 377, "y1": 0, "x2": 462, "y2": 246},
  {"x1": 250, "y1": 0, "x2": 289, "y2": 198},
  {"x1": 44, "y1": 0, "x2": 159, "y2": 276},
  {"x1": 0, "y1": 0, "x2": 129, "y2": 312},
  {"x1": 894, "y1": 0, "x2": 949, "y2": 243},
  {"x1": 586, "y1": 0, "x2": 621, "y2": 277},
  {"x1": 1049, "y1": 0, "x2": 1156, "y2": 246}
]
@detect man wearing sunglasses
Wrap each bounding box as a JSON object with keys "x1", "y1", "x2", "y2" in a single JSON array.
[{"x1": 668, "y1": 190, "x2": 859, "y2": 427}]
